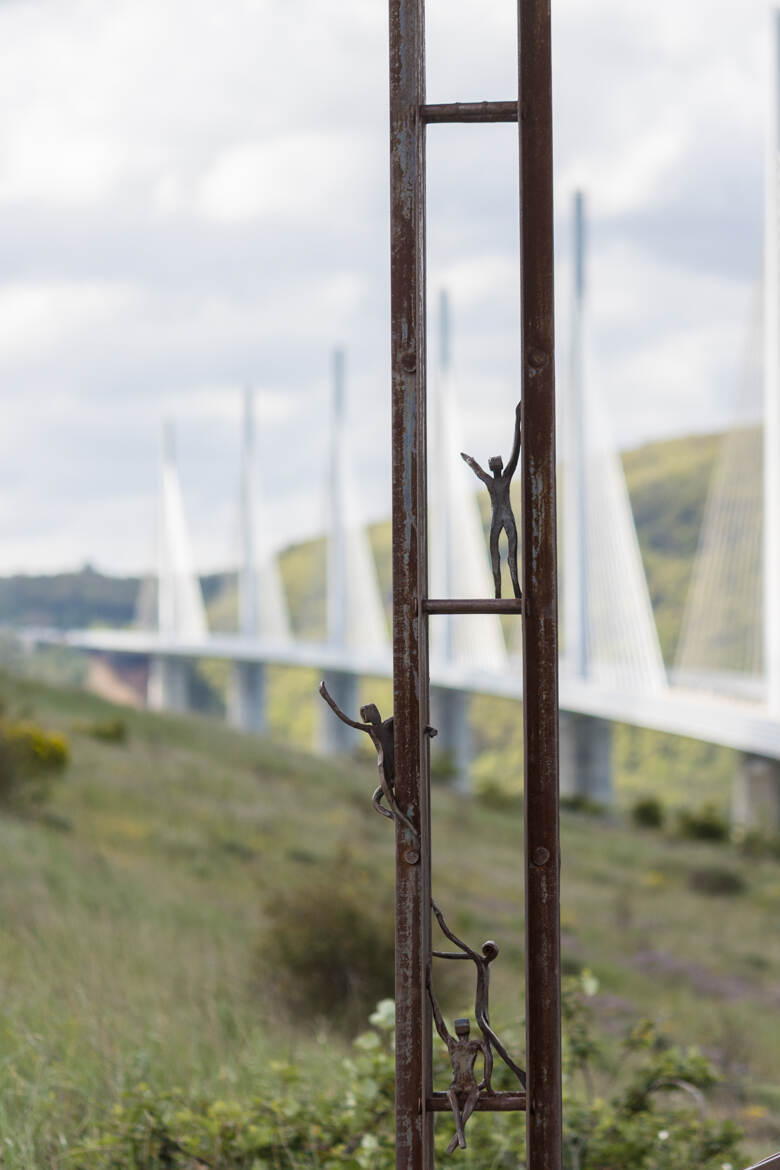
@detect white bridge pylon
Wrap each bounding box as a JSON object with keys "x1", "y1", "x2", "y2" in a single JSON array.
[
  {"x1": 156, "y1": 421, "x2": 208, "y2": 641},
  {"x1": 147, "y1": 421, "x2": 208, "y2": 711},
  {"x1": 238, "y1": 387, "x2": 291, "y2": 642},
  {"x1": 327, "y1": 349, "x2": 389, "y2": 656},
  {"x1": 428, "y1": 291, "x2": 508, "y2": 673},
  {"x1": 675, "y1": 8, "x2": 780, "y2": 708},
  {"x1": 560, "y1": 192, "x2": 666, "y2": 696}
]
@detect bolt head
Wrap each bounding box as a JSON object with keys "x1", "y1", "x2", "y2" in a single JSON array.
[
  {"x1": 404, "y1": 848, "x2": 420, "y2": 865},
  {"x1": 533, "y1": 846, "x2": 550, "y2": 866}
]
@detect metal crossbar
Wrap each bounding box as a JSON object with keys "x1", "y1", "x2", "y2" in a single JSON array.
[{"x1": 388, "y1": 2, "x2": 560, "y2": 1168}]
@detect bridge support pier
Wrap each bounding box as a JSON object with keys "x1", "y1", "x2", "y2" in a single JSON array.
[
  {"x1": 147, "y1": 655, "x2": 191, "y2": 713},
  {"x1": 559, "y1": 712, "x2": 613, "y2": 806},
  {"x1": 733, "y1": 753, "x2": 780, "y2": 830},
  {"x1": 229, "y1": 661, "x2": 267, "y2": 736},
  {"x1": 318, "y1": 670, "x2": 359, "y2": 755},
  {"x1": 430, "y1": 687, "x2": 472, "y2": 790}
]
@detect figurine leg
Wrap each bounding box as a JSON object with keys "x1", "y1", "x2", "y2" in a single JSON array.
[
  {"x1": 458, "y1": 1086, "x2": 481, "y2": 1136},
  {"x1": 489, "y1": 523, "x2": 502, "y2": 599},
  {"x1": 445, "y1": 1089, "x2": 466, "y2": 1152},
  {"x1": 507, "y1": 518, "x2": 521, "y2": 599}
]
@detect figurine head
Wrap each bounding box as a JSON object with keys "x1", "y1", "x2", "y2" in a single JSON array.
[
  {"x1": 360, "y1": 702, "x2": 382, "y2": 725},
  {"x1": 488, "y1": 455, "x2": 503, "y2": 475},
  {"x1": 454, "y1": 1018, "x2": 470, "y2": 1038},
  {"x1": 482, "y1": 940, "x2": 499, "y2": 962}
]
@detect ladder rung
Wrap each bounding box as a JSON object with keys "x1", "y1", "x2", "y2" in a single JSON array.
[
  {"x1": 421, "y1": 101, "x2": 518, "y2": 124},
  {"x1": 427, "y1": 1091, "x2": 527, "y2": 1112},
  {"x1": 424, "y1": 598, "x2": 523, "y2": 615}
]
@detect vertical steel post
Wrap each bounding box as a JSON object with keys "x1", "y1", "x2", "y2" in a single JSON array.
[
  {"x1": 389, "y1": 2, "x2": 432, "y2": 1169},
  {"x1": 518, "y1": 1, "x2": 563, "y2": 1167}
]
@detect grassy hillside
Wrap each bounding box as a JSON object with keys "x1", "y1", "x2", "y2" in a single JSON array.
[{"x1": 0, "y1": 673, "x2": 777, "y2": 1165}]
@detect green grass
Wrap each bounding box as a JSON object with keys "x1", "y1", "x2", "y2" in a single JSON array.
[{"x1": 0, "y1": 672, "x2": 778, "y2": 1165}]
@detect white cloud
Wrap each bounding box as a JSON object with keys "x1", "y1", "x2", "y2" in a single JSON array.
[
  {"x1": 197, "y1": 133, "x2": 365, "y2": 224},
  {"x1": 0, "y1": 279, "x2": 130, "y2": 358},
  {"x1": 0, "y1": 0, "x2": 772, "y2": 572}
]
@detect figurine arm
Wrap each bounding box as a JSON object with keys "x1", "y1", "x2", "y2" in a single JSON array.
[
  {"x1": 432, "y1": 900, "x2": 479, "y2": 961},
  {"x1": 504, "y1": 402, "x2": 522, "y2": 478},
  {"x1": 427, "y1": 974, "x2": 451, "y2": 1046},
  {"x1": 460, "y1": 452, "x2": 491, "y2": 486},
  {"x1": 318, "y1": 681, "x2": 369, "y2": 732}
]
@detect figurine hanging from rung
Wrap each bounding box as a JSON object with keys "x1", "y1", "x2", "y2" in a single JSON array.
[
  {"x1": 318, "y1": 680, "x2": 436, "y2": 850},
  {"x1": 428, "y1": 900, "x2": 526, "y2": 1153},
  {"x1": 461, "y1": 401, "x2": 522, "y2": 599}
]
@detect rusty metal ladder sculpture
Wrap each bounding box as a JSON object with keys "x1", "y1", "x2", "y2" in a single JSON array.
[{"x1": 388, "y1": 1, "x2": 560, "y2": 1168}]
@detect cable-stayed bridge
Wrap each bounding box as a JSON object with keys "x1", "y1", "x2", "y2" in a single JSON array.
[{"x1": 25, "y1": 13, "x2": 780, "y2": 829}]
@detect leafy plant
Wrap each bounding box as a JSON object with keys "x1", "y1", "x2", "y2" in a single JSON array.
[
  {"x1": 75, "y1": 983, "x2": 742, "y2": 1170},
  {"x1": 256, "y1": 851, "x2": 395, "y2": 1031},
  {"x1": 79, "y1": 716, "x2": 127, "y2": 743},
  {"x1": 631, "y1": 796, "x2": 665, "y2": 829},
  {"x1": 0, "y1": 718, "x2": 69, "y2": 807},
  {"x1": 688, "y1": 865, "x2": 746, "y2": 897},
  {"x1": 677, "y1": 803, "x2": 729, "y2": 842}
]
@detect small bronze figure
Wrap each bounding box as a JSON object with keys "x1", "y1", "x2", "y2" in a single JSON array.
[
  {"x1": 428, "y1": 974, "x2": 493, "y2": 1153},
  {"x1": 461, "y1": 401, "x2": 522, "y2": 599},
  {"x1": 432, "y1": 900, "x2": 526, "y2": 1088},
  {"x1": 318, "y1": 680, "x2": 433, "y2": 846}
]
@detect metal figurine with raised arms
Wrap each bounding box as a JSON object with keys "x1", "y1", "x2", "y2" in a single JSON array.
[
  {"x1": 432, "y1": 900, "x2": 526, "y2": 1089},
  {"x1": 427, "y1": 973, "x2": 493, "y2": 1154},
  {"x1": 460, "y1": 401, "x2": 522, "y2": 600},
  {"x1": 318, "y1": 680, "x2": 435, "y2": 848}
]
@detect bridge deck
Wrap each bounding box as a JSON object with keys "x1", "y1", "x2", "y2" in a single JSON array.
[{"x1": 21, "y1": 626, "x2": 780, "y2": 762}]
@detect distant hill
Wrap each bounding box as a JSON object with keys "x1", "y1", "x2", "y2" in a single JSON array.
[
  {"x1": 0, "y1": 430, "x2": 728, "y2": 664},
  {"x1": 0, "y1": 566, "x2": 234, "y2": 632}
]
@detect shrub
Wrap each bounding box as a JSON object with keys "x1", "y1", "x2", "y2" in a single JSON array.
[
  {"x1": 561, "y1": 793, "x2": 607, "y2": 817},
  {"x1": 430, "y1": 748, "x2": 457, "y2": 783},
  {"x1": 688, "y1": 865, "x2": 746, "y2": 897},
  {"x1": 737, "y1": 828, "x2": 780, "y2": 860},
  {"x1": 631, "y1": 795, "x2": 665, "y2": 829},
  {"x1": 80, "y1": 717, "x2": 127, "y2": 743},
  {"x1": 677, "y1": 802, "x2": 729, "y2": 842},
  {"x1": 256, "y1": 852, "x2": 395, "y2": 1031},
  {"x1": 76, "y1": 988, "x2": 742, "y2": 1170},
  {"x1": 0, "y1": 719, "x2": 69, "y2": 807}
]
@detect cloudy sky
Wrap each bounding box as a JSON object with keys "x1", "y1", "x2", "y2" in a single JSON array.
[{"x1": 0, "y1": 0, "x2": 772, "y2": 573}]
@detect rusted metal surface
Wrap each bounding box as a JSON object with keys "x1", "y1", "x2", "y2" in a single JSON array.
[
  {"x1": 518, "y1": 0, "x2": 563, "y2": 1166},
  {"x1": 423, "y1": 598, "x2": 523, "y2": 614},
  {"x1": 386, "y1": 0, "x2": 560, "y2": 1163},
  {"x1": 389, "y1": 0, "x2": 432, "y2": 1166},
  {"x1": 422, "y1": 101, "x2": 518, "y2": 124},
  {"x1": 428, "y1": 1092, "x2": 526, "y2": 1113},
  {"x1": 461, "y1": 402, "x2": 522, "y2": 599}
]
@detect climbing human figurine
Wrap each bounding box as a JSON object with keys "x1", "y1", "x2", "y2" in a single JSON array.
[
  {"x1": 318, "y1": 680, "x2": 435, "y2": 847},
  {"x1": 428, "y1": 974, "x2": 493, "y2": 1154},
  {"x1": 432, "y1": 900, "x2": 526, "y2": 1088},
  {"x1": 460, "y1": 401, "x2": 522, "y2": 599}
]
